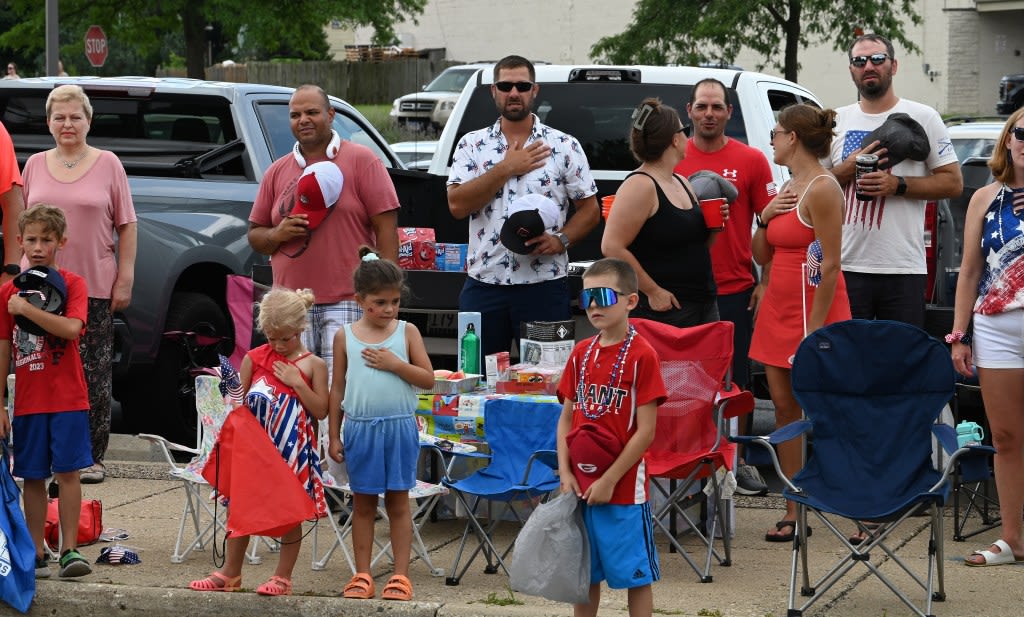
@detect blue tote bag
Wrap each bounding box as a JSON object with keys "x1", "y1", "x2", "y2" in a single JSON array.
[{"x1": 0, "y1": 442, "x2": 35, "y2": 613}]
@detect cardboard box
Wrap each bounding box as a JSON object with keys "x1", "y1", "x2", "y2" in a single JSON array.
[
  {"x1": 435, "y1": 243, "x2": 468, "y2": 272},
  {"x1": 398, "y1": 227, "x2": 436, "y2": 270},
  {"x1": 485, "y1": 351, "x2": 510, "y2": 388}
]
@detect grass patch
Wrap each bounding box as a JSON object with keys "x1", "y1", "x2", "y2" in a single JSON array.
[
  {"x1": 480, "y1": 585, "x2": 524, "y2": 606},
  {"x1": 652, "y1": 608, "x2": 686, "y2": 615},
  {"x1": 355, "y1": 103, "x2": 441, "y2": 145},
  {"x1": 696, "y1": 610, "x2": 723, "y2": 617}
]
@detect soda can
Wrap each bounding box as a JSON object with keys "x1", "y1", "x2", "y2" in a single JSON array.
[{"x1": 855, "y1": 153, "x2": 879, "y2": 202}]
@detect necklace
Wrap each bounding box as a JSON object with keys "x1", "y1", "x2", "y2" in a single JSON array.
[
  {"x1": 576, "y1": 325, "x2": 635, "y2": 420},
  {"x1": 56, "y1": 148, "x2": 88, "y2": 169},
  {"x1": 994, "y1": 183, "x2": 1024, "y2": 247}
]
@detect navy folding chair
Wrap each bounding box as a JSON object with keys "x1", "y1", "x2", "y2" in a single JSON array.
[
  {"x1": 735, "y1": 320, "x2": 992, "y2": 617},
  {"x1": 434, "y1": 397, "x2": 560, "y2": 586}
]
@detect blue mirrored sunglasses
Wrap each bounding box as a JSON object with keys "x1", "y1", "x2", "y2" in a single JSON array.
[{"x1": 579, "y1": 287, "x2": 623, "y2": 308}]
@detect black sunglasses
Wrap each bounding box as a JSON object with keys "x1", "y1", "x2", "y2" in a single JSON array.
[
  {"x1": 677, "y1": 124, "x2": 691, "y2": 137},
  {"x1": 494, "y1": 81, "x2": 534, "y2": 93},
  {"x1": 1012, "y1": 127, "x2": 1024, "y2": 142},
  {"x1": 850, "y1": 53, "x2": 890, "y2": 68}
]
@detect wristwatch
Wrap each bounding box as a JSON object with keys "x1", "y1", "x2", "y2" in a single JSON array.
[
  {"x1": 2, "y1": 264, "x2": 18, "y2": 276},
  {"x1": 894, "y1": 176, "x2": 908, "y2": 196},
  {"x1": 554, "y1": 232, "x2": 570, "y2": 251},
  {"x1": 755, "y1": 215, "x2": 769, "y2": 229}
]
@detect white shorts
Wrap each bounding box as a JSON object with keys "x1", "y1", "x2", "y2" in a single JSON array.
[{"x1": 972, "y1": 310, "x2": 1024, "y2": 369}]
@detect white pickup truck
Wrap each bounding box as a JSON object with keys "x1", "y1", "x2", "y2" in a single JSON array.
[{"x1": 396, "y1": 64, "x2": 822, "y2": 352}]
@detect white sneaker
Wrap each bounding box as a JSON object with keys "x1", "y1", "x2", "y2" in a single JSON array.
[{"x1": 734, "y1": 464, "x2": 768, "y2": 496}]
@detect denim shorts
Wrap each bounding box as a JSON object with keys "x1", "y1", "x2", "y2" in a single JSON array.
[{"x1": 342, "y1": 414, "x2": 419, "y2": 494}]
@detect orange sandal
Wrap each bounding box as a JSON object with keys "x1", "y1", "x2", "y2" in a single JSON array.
[
  {"x1": 256, "y1": 575, "x2": 292, "y2": 596},
  {"x1": 381, "y1": 574, "x2": 413, "y2": 601},
  {"x1": 188, "y1": 571, "x2": 241, "y2": 592},
  {"x1": 342, "y1": 572, "x2": 375, "y2": 599}
]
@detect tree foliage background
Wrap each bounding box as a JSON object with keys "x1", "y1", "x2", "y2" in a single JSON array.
[
  {"x1": 0, "y1": 0, "x2": 425, "y2": 78},
  {"x1": 591, "y1": 0, "x2": 922, "y2": 82}
]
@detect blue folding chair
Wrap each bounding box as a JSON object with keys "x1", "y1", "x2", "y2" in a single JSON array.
[
  {"x1": 735, "y1": 320, "x2": 993, "y2": 617},
  {"x1": 433, "y1": 397, "x2": 560, "y2": 586}
]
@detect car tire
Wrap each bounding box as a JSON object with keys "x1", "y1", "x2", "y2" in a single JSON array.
[{"x1": 124, "y1": 292, "x2": 229, "y2": 445}]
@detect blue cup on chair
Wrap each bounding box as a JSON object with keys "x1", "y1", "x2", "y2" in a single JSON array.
[{"x1": 956, "y1": 421, "x2": 984, "y2": 448}]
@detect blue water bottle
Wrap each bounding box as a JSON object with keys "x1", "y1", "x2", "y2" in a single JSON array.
[{"x1": 460, "y1": 323, "x2": 480, "y2": 374}]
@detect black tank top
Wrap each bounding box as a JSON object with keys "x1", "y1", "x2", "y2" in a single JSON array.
[{"x1": 625, "y1": 171, "x2": 716, "y2": 304}]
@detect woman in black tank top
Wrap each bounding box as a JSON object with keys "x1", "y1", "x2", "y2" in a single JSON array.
[{"x1": 601, "y1": 98, "x2": 723, "y2": 328}]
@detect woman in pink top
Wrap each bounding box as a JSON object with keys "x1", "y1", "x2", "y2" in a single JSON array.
[{"x1": 21, "y1": 84, "x2": 137, "y2": 484}]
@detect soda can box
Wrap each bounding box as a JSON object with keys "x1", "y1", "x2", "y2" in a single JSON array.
[
  {"x1": 398, "y1": 227, "x2": 436, "y2": 270},
  {"x1": 435, "y1": 242, "x2": 469, "y2": 272}
]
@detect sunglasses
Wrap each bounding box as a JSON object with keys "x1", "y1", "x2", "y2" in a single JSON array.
[
  {"x1": 849, "y1": 53, "x2": 890, "y2": 68},
  {"x1": 769, "y1": 128, "x2": 791, "y2": 141},
  {"x1": 494, "y1": 81, "x2": 534, "y2": 93},
  {"x1": 579, "y1": 287, "x2": 624, "y2": 308},
  {"x1": 677, "y1": 124, "x2": 691, "y2": 137},
  {"x1": 1011, "y1": 127, "x2": 1024, "y2": 142}
]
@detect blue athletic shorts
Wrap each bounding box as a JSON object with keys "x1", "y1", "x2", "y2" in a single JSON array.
[
  {"x1": 583, "y1": 501, "x2": 660, "y2": 589},
  {"x1": 342, "y1": 414, "x2": 418, "y2": 494},
  {"x1": 12, "y1": 411, "x2": 93, "y2": 480}
]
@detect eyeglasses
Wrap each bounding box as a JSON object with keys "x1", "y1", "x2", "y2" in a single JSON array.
[
  {"x1": 677, "y1": 124, "x2": 691, "y2": 137},
  {"x1": 849, "y1": 53, "x2": 890, "y2": 68},
  {"x1": 1011, "y1": 127, "x2": 1024, "y2": 142},
  {"x1": 769, "y1": 128, "x2": 791, "y2": 141},
  {"x1": 494, "y1": 81, "x2": 534, "y2": 93},
  {"x1": 579, "y1": 287, "x2": 624, "y2": 308}
]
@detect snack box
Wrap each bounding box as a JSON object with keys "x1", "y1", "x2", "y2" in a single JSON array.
[
  {"x1": 435, "y1": 242, "x2": 469, "y2": 272},
  {"x1": 414, "y1": 374, "x2": 483, "y2": 395},
  {"x1": 398, "y1": 227, "x2": 436, "y2": 270}
]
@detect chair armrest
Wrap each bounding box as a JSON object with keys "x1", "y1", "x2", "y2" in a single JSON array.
[
  {"x1": 519, "y1": 449, "x2": 560, "y2": 485},
  {"x1": 422, "y1": 444, "x2": 491, "y2": 484},
  {"x1": 137, "y1": 433, "x2": 198, "y2": 469},
  {"x1": 728, "y1": 420, "x2": 812, "y2": 496},
  {"x1": 717, "y1": 388, "x2": 755, "y2": 420}
]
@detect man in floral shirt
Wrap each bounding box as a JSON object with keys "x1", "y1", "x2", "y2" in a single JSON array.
[{"x1": 447, "y1": 54, "x2": 599, "y2": 356}]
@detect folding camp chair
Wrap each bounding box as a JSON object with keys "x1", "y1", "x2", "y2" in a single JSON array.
[
  {"x1": 436, "y1": 397, "x2": 560, "y2": 586},
  {"x1": 309, "y1": 435, "x2": 469, "y2": 576},
  {"x1": 950, "y1": 379, "x2": 1000, "y2": 541},
  {"x1": 630, "y1": 319, "x2": 755, "y2": 583},
  {"x1": 138, "y1": 374, "x2": 271, "y2": 564},
  {"x1": 735, "y1": 319, "x2": 992, "y2": 617}
]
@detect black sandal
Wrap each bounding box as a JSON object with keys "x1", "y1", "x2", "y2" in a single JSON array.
[{"x1": 765, "y1": 520, "x2": 812, "y2": 542}]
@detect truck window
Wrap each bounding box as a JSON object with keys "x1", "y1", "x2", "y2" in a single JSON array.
[
  {"x1": 255, "y1": 101, "x2": 396, "y2": 168},
  {"x1": 447, "y1": 83, "x2": 747, "y2": 171}
]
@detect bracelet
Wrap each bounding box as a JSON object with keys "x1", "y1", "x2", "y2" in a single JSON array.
[
  {"x1": 945, "y1": 330, "x2": 972, "y2": 346},
  {"x1": 755, "y1": 215, "x2": 769, "y2": 229}
]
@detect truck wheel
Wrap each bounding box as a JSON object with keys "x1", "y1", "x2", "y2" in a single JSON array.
[{"x1": 145, "y1": 292, "x2": 229, "y2": 444}]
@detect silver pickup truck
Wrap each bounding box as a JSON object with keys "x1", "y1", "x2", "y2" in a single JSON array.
[{"x1": 0, "y1": 76, "x2": 411, "y2": 442}]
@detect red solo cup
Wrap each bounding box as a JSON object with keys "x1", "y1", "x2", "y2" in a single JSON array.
[
  {"x1": 601, "y1": 195, "x2": 615, "y2": 219},
  {"x1": 700, "y1": 198, "x2": 727, "y2": 229}
]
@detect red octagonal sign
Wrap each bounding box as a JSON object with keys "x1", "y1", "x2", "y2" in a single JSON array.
[{"x1": 84, "y1": 25, "x2": 108, "y2": 68}]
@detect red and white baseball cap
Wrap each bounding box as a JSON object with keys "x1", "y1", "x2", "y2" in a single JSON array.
[
  {"x1": 293, "y1": 161, "x2": 343, "y2": 230},
  {"x1": 566, "y1": 423, "x2": 623, "y2": 492}
]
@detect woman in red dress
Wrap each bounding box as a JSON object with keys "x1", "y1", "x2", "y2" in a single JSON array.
[{"x1": 749, "y1": 104, "x2": 851, "y2": 542}]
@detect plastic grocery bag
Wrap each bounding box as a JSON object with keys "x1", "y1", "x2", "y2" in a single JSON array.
[
  {"x1": 509, "y1": 492, "x2": 590, "y2": 604},
  {"x1": 0, "y1": 442, "x2": 35, "y2": 613}
]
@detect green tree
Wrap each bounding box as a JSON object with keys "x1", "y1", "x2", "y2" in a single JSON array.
[
  {"x1": 591, "y1": 0, "x2": 922, "y2": 83},
  {"x1": 0, "y1": 0, "x2": 426, "y2": 78}
]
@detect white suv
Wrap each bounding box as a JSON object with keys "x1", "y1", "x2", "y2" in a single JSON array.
[{"x1": 389, "y1": 63, "x2": 492, "y2": 130}]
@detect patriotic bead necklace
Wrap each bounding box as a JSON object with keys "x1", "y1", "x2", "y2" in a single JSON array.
[
  {"x1": 994, "y1": 183, "x2": 1024, "y2": 247},
  {"x1": 577, "y1": 325, "x2": 635, "y2": 420}
]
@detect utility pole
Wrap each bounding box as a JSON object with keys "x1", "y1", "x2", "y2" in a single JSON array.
[{"x1": 45, "y1": 0, "x2": 59, "y2": 76}]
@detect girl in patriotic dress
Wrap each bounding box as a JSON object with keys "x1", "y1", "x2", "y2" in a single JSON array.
[{"x1": 189, "y1": 287, "x2": 329, "y2": 595}]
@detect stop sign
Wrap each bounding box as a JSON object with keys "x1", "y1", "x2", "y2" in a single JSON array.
[{"x1": 84, "y1": 25, "x2": 108, "y2": 68}]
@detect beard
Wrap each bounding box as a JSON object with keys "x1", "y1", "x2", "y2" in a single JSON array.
[
  {"x1": 497, "y1": 98, "x2": 532, "y2": 122},
  {"x1": 857, "y1": 72, "x2": 892, "y2": 100}
]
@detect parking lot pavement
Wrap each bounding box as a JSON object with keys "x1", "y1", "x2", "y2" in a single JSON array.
[{"x1": 23, "y1": 437, "x2": 1011, "y2": 617}]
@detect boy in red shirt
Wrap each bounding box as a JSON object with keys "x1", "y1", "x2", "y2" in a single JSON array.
[
  {"x1": 0, "y1": 206, "x2": 92, "y2": 578},
  {"x1": 557, "y1": 258, "x2": 667, "y2": 617}
]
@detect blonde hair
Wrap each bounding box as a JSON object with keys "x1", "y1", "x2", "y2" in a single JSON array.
[
  {"x1": 46, "y1": 84, "x2": 93, "y2": 121},
  {"x1": 990, "y1": 107, "x2": 1024, "y2": 184},
  {"x1": 257, "y1": 288, "x2": 314, "y2": 333},
  {"x1": 19, "y1": 205, "x2": 67, "y2": 239}
]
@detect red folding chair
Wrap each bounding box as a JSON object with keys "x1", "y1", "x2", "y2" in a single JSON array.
[{"x1": 630, "y1": 318, "x2": 755, "y2": 583}]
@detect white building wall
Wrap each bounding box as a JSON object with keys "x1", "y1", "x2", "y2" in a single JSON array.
[{"x1": 351, "y1": 0, "x2": 1019, "y2": 116}]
